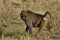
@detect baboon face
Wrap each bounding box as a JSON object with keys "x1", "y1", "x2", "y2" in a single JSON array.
[
  {"x1": 20, "y1": 10, "x2": 52, "y2": 34},
  {"x1": 20, "y1": 10, "x2": 26, "y2": 21}
]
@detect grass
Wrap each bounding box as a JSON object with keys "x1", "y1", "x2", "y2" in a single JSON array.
[{"x1": 0, "y1": 0, "x2": 60, "y2": 40}]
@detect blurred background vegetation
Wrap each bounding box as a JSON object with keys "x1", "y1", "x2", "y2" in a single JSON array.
[{"x1": 0, "y1": 0, "x2": 60, "y2": 40}]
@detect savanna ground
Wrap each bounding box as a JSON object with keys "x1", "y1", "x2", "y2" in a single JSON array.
[{"x1": 0, "y1": 0, "x2": 60, "y2": 40}]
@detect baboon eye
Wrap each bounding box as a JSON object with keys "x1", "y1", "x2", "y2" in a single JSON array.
[{"x1": 43, "y1": 17, "x2": 47, "y2": 20}]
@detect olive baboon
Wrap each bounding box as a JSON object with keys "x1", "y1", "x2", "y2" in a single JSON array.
[{"x1": 20, "y1": 10, "x2": 52, "y2": 34}]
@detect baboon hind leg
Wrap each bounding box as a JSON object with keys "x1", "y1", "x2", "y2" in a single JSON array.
[
  {"x1": 46, "y1": 23, "x2": 51, "y2": 30},
  {"x1": 38, "y1": 19, "x2": 48, "y2": 33}
]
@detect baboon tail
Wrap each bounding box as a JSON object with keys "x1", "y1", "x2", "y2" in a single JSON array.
[{"x1": 44, "y1": 11, "x2": 52, "y2": 29}]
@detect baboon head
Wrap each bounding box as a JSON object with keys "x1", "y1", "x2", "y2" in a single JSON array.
[{"x1": 20, "y1": 10, "x2": 26, "y2": 21}]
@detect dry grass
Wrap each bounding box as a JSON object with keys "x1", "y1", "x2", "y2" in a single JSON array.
[{"x1": 0, "y1": 0, "x2": 60, "y2": 40}]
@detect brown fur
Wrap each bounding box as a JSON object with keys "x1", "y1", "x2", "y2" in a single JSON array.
[{"x1": 20, "y1": 10, "x2": 52, "y2": 34}]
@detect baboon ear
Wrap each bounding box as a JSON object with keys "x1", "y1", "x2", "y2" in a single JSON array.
[{"x1": 43, "y1": 17, "x2": 47, "y2": 21}]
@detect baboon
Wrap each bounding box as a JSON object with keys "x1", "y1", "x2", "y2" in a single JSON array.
[{"x1": 20, "y1": 10, "x2": 52, "y2": 34}]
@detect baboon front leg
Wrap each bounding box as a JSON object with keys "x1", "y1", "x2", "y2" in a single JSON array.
[
  {"x1": 26, "y1": 26, "x2": 29, "y2": 33},
  {"x1": 26, "y1": 26, "x2": 32, "y2": 34},
  {"x1": 25, "y1": 21, "x2": 33, "y2": 34}
]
